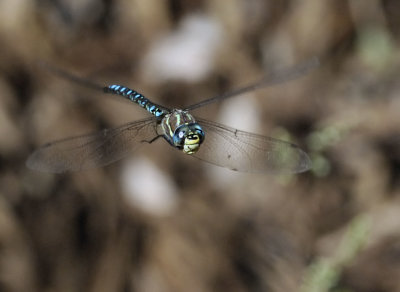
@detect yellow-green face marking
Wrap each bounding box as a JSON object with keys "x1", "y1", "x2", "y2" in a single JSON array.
[{"x1": 182, "y1": 131, "x2": 202, "y2": 154}]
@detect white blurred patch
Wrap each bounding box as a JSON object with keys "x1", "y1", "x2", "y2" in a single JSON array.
[
  {"x1": 0, "y1": 0, "x2": 32, "y2": 32},
  {"x1": 121, "y1": 157, "x2": 178, "y2": 216},
  {"x1": 142, "y1": 14, "x2": 223, "y2": 83},
  {"x1": 206, "y1": 94, "x2": 261, "y2": 187},
  {"x1": 218, "y1": 93, "x2": 260, "y2": 132}
]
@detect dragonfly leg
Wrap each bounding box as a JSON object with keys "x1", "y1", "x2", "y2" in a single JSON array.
[{"x1": 141, "y1": 135, "x2": 163, "y2": 144}]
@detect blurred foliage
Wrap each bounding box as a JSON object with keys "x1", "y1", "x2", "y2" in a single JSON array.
[{"x1": 301, "y1": 214, "x2": 370, "y2": 292}]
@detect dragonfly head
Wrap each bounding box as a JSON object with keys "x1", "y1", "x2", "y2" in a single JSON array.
[{"x1": 173, "y1": 123, "x2": 205, "y2": 155}]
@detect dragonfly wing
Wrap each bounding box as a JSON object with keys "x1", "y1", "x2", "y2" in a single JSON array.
[
  {"x1": 27, "y1": 117, "x2": 158, "y2": 173},
  {"x1": 184, "y1": 57, "x2": 319, "y2": 111},
  {"x1": 193, "y1": 118, "x2": 311, "y2": 173}
]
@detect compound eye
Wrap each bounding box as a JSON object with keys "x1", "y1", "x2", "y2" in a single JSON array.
[
  {"x1": 195, "y1": 129, "x2": 205, "y2": 143},
  {"x1": 173, "y1": 125, "x2": 189, "y2": 148}
]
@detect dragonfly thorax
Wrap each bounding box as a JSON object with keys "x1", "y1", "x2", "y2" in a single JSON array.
[{"x1": 160, "y1": 109, "x2": 205, "y2": 154}]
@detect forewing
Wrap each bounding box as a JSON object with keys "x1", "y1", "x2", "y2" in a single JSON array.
[
  {"x1": 26, "y1": 117, "x2": 157, "y2": 173},
  {"x1": 194, "y1": 118, "x2": 311, "y2": 173}
]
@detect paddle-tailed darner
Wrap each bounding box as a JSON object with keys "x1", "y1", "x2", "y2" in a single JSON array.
[{"x1": 26, "y1": 58, "x2": 318, "y2": 173}]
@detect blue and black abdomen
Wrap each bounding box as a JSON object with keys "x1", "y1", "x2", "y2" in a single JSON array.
[{"x1": 104, "y1": 85, "x2": 168, "y2": 118}]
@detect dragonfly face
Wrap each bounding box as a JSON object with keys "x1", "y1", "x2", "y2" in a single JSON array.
[
  {"x1": 173, "y1": 123, "x2": 205, "y2": 154},
  {"x1": 160, "y1": 109, "x2": 205, "y2": 154}
]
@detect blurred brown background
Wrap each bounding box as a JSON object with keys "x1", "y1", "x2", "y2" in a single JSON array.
[{"x1": 1, "y1": 1, "x2": 400, "y2": 291}]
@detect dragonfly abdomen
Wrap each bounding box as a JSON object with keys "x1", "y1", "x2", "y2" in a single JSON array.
[{"x1": 104, "y1": 85, "x2": 168, "y2": 118}]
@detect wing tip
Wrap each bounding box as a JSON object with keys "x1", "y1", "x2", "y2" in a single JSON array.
[
  {"x1": 26, "y1": 151, "x2": 69, "y2": 174},
  {"x1": 295, "y1": 149, "x2": 312, "y2": 173}
]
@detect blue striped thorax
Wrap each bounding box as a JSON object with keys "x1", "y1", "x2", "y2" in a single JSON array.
[{"x1": 160, "y1": 109, "x2": 205, "y2": 154}]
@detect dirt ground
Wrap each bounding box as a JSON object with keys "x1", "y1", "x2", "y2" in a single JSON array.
[{"x1": 0, "y1": 1, "x2": 400, "y2": 292}]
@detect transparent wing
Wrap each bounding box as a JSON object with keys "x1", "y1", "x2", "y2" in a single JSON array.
[
  {"x1": 193, "y1": 118, "x2": 311, "y2": 173},
  {"x1": 26, "y1": 117, "x2": 157, "y2": 173},
  {"x1": 185, "y1": 57, "x2": 319, "y2": 111}
]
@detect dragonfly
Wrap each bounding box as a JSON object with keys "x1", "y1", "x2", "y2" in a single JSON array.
[{"x1": 26, "y1": 58, "x2": 318, "y2": 174}]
